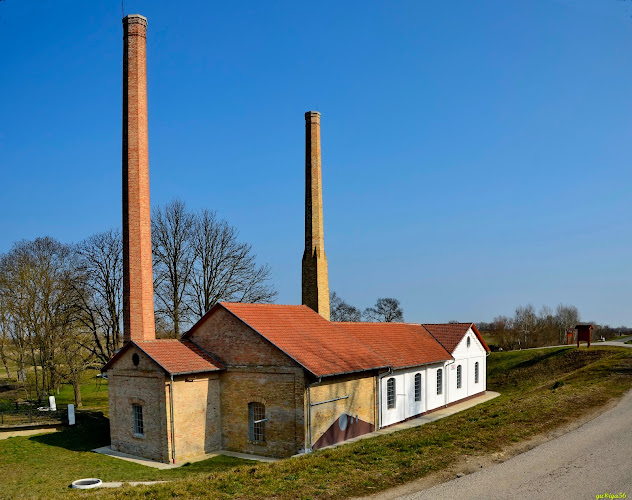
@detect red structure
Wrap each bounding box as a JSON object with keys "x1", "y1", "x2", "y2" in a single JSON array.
[
  {"x1": 575, "y1": 324, "x2": 594, "y2": 348},
  {"x1": 565, "y1": 329, "x2": 574, "y2": 345}
]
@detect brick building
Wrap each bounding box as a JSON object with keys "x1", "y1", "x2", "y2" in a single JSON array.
[{"x1": 103, "y1": 14, "x2": 489, "y2": 464}]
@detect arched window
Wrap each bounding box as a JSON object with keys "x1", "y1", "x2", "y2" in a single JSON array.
[
  {"x1": 387, "y1": 378, "x2": 396, "y2": 409},
  {"x1": 457, "y1": 365, "x2": 462, "y2": 389},
  {"x1": 467, "y1": 336, "x2": 471, "y2": 348},
  {"x1": 436, "y1": 369, "x2": 443, "y2": 395},
  {"x1": 475, "y1": 362, "x2": 479, "y2": 384},
  {"x1": 248, "y1": 402, "x2": 267, "y2": 443},
  {"x1": 414, "y1": 373, "x2": 422, "y2": 402}
]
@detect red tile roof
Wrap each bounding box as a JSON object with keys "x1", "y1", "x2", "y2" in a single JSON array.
[
  {"x1": 334, "y1": 322, "x2": 452, "y2": 368},
  {"x1": 421, "y1": 323, "x2": 490, "y2": 353},
  {"x1": 218, "y1": 303, "x2": 389, "y2": 377},
  {"x1": 102, "y1": 339, "x2": 224, "y2": 375}
]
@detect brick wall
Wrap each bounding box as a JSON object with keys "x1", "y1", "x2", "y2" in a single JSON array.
[
  {"x1": 169, "y1": 373, "x2": 221, "y2": 461},
  {"x1": 188, "y1": 307, "x2": 295, "y2": 367},
  {"x1": 220, "y1": 367, "x2": 305, "y2": 458},
  {"x1": 108, "y1": 345, "x2": 169, "y2": 462},
  {"x1": 302, "y1": 111, "x2": 330, "y2": 320},
  {"x1": 122, "y1": 14, "x2": 155, "y2": 342},
  {"x1": 188, "y1": 307, "x2": 307, "y2": 457},
  {"x1": 308, "y1": 372, "x2": 378, "y2": 449}
]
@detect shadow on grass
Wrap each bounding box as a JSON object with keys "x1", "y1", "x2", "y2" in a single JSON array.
[
  {"x1": 29, "y1": 410, "x2": 110, "y2": 452},
  {"x1": 511, "y1": 348, "x2": 571, "y2": 371}
]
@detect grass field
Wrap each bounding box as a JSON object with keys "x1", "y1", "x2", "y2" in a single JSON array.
[{"x1": 1, "y1": 346, "x2": 631, "y2": 499}]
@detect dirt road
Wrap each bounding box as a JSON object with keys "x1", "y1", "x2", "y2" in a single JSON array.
[{"x1": 393, "y1": 390, "x2": 632, "y2": 500}]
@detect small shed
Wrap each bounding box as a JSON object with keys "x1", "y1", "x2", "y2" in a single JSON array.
[{"x1": 575, "y1": 324, "x2": 594, "y2": 348}]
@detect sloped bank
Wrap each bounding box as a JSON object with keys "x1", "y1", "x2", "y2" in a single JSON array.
[{"x1": 80, "y1": 347, "x2": 632, "y2": 500}]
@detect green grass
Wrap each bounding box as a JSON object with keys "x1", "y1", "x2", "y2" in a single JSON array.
[
  {"x1": 1, "y1": 346, "x2": 632, "y2": 499},
  {"x1": 625, "y1": 339, "x2": 632, "y2": 345},
  {"x1": 0, "y1": 410, "x2": 253, "y2": 498},
  {"x1": 54, "y1": 372, "x2": 110, "y2": 411},
  {"x1": 0, "y1": 369, "x2": 109, "y2": 413}
]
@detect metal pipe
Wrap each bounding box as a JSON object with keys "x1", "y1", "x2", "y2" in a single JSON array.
[
  {"x1": 377, "y1": 367, "x2": 393, "y2": 429},
  {"x1": 169, "y1": 374, "x2": 176, "y2": 463},
  {"x1": 309, "y1": 395, "x2": 349, "y2": 407},
  {"x1": 444, "y1": 358, "x2": 455, "y2": 407},
  {"x1": 376, "y1": 373, "x2": 381, "y2": 430},
  {"x1": 306, "y1": 376, "x2": 322, "y2": 452}
]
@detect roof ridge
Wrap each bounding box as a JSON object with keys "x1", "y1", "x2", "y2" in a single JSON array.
[
  {"x1": 333, "y1": 321, "x2": 420, "y2": 325},
  {"x1": 422, "y1": 322, "x2": 472, "y2": 326},
  {"x1": 220, "y1": 302, "x2": 306, "y2": 308}
]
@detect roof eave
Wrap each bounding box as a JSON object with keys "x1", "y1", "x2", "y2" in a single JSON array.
[
  {"x1": 390, "y1": 358, "x2": 453, "y2": 371},
  {"x1": 312, "y1": 365, "x2": 391, "y2": 379},
  {"x1": 170, "y1": 368, "x2": 224, "y2": 376}
]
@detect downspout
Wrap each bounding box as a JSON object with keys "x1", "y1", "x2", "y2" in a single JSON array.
[
  {"x1": 306, "y1": 376, "x2": 321, "y2": 453},
  {"x1": 376, "y1": 373, "x2": 380, "y2": 430},
  {"x1": 377, "y1": 367, "x2": 392, "y2": 430},
  {"x1": 444, "y1": 358, "x2": 455, "y2": 407},
  {"x1": 169, "y1": 374, "x2": 176, "y2": 463}
]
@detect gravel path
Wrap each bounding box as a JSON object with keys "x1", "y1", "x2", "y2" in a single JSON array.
[{"x1": 395, "y1": 389, "x2": 632, "y2": 500}]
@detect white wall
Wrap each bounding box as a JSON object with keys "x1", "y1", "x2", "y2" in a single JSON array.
[
  {"x1": 380, "y1": 363, "x2": 444, "y2": 427},
  {"x1": 378, "y1": 328, "x2": 488, "y2": 428},
  {"x1": 425, "y1": 364, "x2": 447, "y2": 412},
  {"x1": 446, "y1": 327, "x2": 487, "y2": 404}
]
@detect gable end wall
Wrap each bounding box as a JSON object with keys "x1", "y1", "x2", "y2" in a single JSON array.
[
  {"x1": 107, "y1": 345, "x2": 170, "y2": 462},
  {"x1": 188, "y1": 307, "x2": 299, "y2": 367}
]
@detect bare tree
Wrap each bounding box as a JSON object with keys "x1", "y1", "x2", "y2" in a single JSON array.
[
  {"x1": 555, "y1": 304, "x2": 580, "y2": 344},
  {"x1": 75, "y1": 229, "x2": 123, "y2": 364},
  {"x1": 57, "y1": 324, "x2": 92, "y2": 408},
  {"x1": 0, "y1": 299, "x2": 12, "y2": 378},
  {"x1": 0, "y1": 238, "x2": 87, "y2": 400},
  {"x1": 490, "y1": 315, "x2": 515, "y2": 350},
  {"x1": 152, "y1": 200, "x2": 196, "y2": 337},
  {"x1": 364, "y1": 298, "x2": 404, "y2": 322},
  {"x1": 330, "y1": 292, "x2": 361, "y2": 322},
  {"x1": 188, "y1": 209, "x2": 277, "y2": 320},
  {"x1": 514, "y1": 304, "x2": 537, "y2": 348}
]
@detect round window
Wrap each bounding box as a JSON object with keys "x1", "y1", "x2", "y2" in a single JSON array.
[
  {"x1": 132, "y1": 353, "x2": 140, "y2": 366},
  {"x1": 467, "y1": 337, "x2": 471, "y2": 348},
  {"x1": 338, "y1": 414, "x2": 348, "y2": 431}
]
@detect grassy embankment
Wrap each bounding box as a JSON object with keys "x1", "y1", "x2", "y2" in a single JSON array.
[{"x1": 1, "y1": 346, "x2": 631, "y2": 499}]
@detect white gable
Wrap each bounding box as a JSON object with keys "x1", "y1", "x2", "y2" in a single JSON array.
[{"x1": 452, "y1": 327, "x2": 486, "y2": 359}]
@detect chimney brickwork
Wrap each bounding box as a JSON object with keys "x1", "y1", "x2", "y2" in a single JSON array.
[
  {"x1": 302, "y1": 111, "x2": 330, "y2": 320},
  {"x1": 122, "y1": 14, "x2": 155, "y2": 342}
]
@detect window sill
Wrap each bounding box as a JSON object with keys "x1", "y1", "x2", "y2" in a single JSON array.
[
  {"x1": 247, "y1": 440, "x2": 267, "y2": 446},
  {"x1": 133, "y1": 433, "x2": 146, "y2": 439}
]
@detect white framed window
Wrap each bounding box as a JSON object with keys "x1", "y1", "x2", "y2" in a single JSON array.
[
  {"x1": 249, "y1": 402, "x2": 267, "y2": 443},
  {"x1": 133, "y1": 404, "x2": 144, "y2": 436},
  {"x1": 457, "y1": 365, "x2": 462, "y2": 389},
  {"x1": 467, "y1": 336, "x2": 471, "y2": 348},
  {"x1": 475, "y1": 362, "x2": 480, "y2": 384},
  {"x1": 387, "y1": 378, "x2": 396, "y2": 409},
  {"x1": 414, "y1": 373, "x2": 422, "y2": 402},
  {"x1": 437, "y1": 369, "x2": 443, "y2": 395}
]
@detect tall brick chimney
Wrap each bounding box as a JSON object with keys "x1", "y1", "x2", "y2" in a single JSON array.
[
  {"x1": 122, "y1": 14, "x2": 155, "y2": 342},
  {"x1": 302, "y1": 111, "x2": 330, "y2": 320}
]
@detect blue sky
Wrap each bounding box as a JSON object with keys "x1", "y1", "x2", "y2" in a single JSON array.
[{"x1": 1, "y1": 0, "x2": 632, "y2": 325}]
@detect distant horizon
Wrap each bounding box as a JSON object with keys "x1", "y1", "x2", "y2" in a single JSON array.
[{"x1": 2, "y1": 1, "x2": 632, "y2": 326}]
